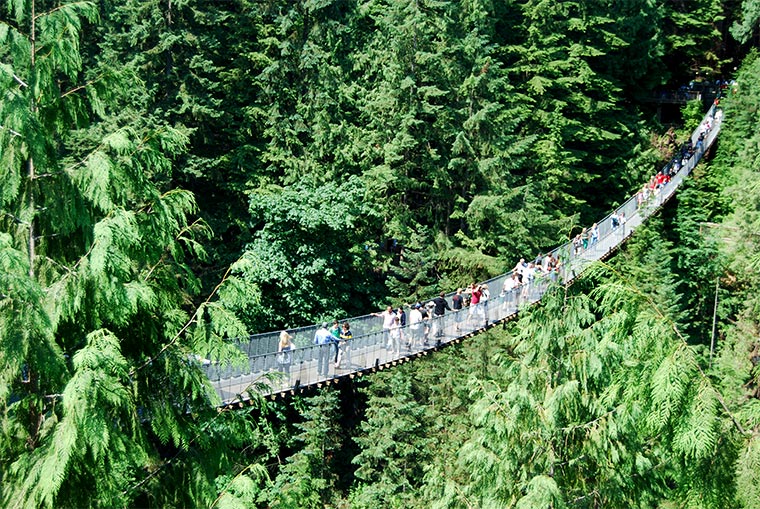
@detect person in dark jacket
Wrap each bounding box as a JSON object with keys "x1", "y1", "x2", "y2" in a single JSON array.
[
  {"x1": 432, "y1": 292, "x2": 450, "y2": 338},
  {"x1": 451, "y1": 288, "x2": 464, "y2": 332}
]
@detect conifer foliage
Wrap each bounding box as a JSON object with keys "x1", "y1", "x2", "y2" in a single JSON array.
[
  {"x1": 0, "y1": 1, "x2": 254, "y2": 507},
  {"x1": 351, "y1": 372, "x2": 431, "y2": 508},
  {"x1": 433, "y1": 252, "x2": 752, "y2": 508},
  {"x1": 265, "y1": 391, "x2": 344, "y2": 508},
  {"x1": 0, "y1": 0, "x2": 753, "y2": 506}
]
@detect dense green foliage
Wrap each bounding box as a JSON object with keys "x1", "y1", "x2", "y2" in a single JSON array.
[
  {"x1": 91, "y1": 0, "x2": 736, "y2": 322},
  {"x1": 1, "y1": 0, "x2": 759, "y2": 507},
  {"x1": 0, "y1": 1, "x2": 264, "y2": 507},
  {"x1": 255, "y1": 122, "x2": 760, "y2": 507}
]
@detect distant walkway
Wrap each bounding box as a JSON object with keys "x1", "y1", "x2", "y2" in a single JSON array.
[
  {"x1": 642, "y1": 82, "x2": 724, "y2": 105},
  {"x1": 203, "y1": 106, "x2": 722, "y2": 407}
]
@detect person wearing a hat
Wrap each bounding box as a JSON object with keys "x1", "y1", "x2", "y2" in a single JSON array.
[
  {"x1": 314, "y1": 322, "x2": 334, "y2": 377},
  {"x1": 277, "y1": 331, "x2": 296, "y2": 383}
]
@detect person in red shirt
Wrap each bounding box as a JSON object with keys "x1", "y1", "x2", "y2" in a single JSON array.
[{"x1": 465, "y1": 283, "x2": 483, "y2": 327}]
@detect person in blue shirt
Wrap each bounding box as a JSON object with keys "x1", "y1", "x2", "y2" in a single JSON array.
[{"x1": 314, "y1": 322, "x2": 334, "y2": 377}]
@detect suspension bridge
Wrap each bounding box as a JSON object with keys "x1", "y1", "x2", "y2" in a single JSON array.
[{"x1": 202, "y1": 106, "x2": 722, "y2": 408}]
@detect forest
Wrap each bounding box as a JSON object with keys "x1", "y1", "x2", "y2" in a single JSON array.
[{"x1": 1, "y1": 0, "x2": 759, "y2": 507}]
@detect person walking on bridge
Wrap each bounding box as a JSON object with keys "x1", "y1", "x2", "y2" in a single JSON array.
[
  {"x1": 329, "y1": 320, "x2": 341, "y2": 364},
  {"x1": 277, "y1": 331, "x2": 295, "y2": 385},
  {"x1": 314, "y1": 322, "x2": 334, "y2": 378},
  {"x1": 431, "y1": 292, "x2": 451, "y2": 339},
  {"x1": 502, "y1": 272, "x2": 521, "y2": 312},
  {"x1": 372, "y1": 305, "x2": 396, "y2": 350},
  {"x1": 480, "y1": 284, "x2": 491, "y2": 326},
  {"x1": 389, "y1": 316, "x2": 402, "y2": 355},
  {"x1": 451, "y1": 288, "x2": 464, "y2": 332},
  {"x1": 409, "y1": 304, "x2": 423, "y2": 347},
  {"x1": 465, "y1": 283, "x2": 483, "y2": 328},
  {"x1": 590, "y1": 223, "x2": 599, "y2": 247},
  {"x1": 336, "y1": 322, "x2": 352, "y2": 369},
  {"x1": 396, "y1": 306, "x2": 407, "y2": 346}
]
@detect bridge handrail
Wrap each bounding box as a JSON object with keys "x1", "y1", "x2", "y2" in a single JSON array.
[{"x1": 203, "y1": 104, "x2": 721, "y2": 404}]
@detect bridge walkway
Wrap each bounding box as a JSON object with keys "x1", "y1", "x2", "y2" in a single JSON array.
[{"x1": 204, "y1": 106, "x2": 722, "y2": 407}]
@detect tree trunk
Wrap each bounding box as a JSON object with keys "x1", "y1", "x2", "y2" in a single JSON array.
[{"x1": 28, "y1": 0, "x2": 37, "y2": 278}]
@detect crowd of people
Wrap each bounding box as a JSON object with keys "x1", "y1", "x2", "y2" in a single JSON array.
[
  {"x1": 572, "y1": 224, "x2": 600, "y2": 255},
  {"x1": 275, "y1": 219, "x2": 609, "y2": 381},
  {"x1": 275, "y1": 255, "x2": 568, "y2": 380},
  {"x1": 637, "y1": 110, "x2": 717, "y2": 212},
  {"x1": 277, "y1": 320, "x2": 356, "y2": 380}
]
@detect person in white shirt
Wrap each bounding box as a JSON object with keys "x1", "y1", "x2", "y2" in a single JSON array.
[
  {"x1": 409, "y1": 304, "x2": 423, "y2": 347},
  {"x1": 389, "y1": 316, "x2": 402, "y2": 355},
  {"x1": 502, "y1": 272, "x2": 521, "y2": 311},
  {"x1": 372, "y1": 305, "x2": 396, "y2": 350}
]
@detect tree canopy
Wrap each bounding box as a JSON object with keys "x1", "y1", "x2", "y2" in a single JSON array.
[{"x1": 2, "y1": 0, "x2": 759, "y2": 506}]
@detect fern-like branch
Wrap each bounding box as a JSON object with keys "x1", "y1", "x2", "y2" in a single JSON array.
[
  {"x1": 595, "y1": 259, "x2": 748, "y2": 435},
  {"x1": 32, "y1": 1, "x2": 95, "y2": 21},
  {"x1": 58, "y1": 74, "x2": 103, "y2": 100},
  {"x1": 129, "y1": 263, "x2": 234, "y2": 377},
  {"x1": 121, "y1": 374, "x2": 271, "y2": 498}
]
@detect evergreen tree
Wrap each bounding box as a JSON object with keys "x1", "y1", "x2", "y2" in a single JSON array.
[
  {"x1": 667, "y1": 167, "x2": 733, "y2": 343},
  {"x1": 661, "y1": 0, "x2": 724, "y2": 81},
  {"x1": 615, "y1": 218, "x2": 686, "y2": 324},
  {"x1": 93, "y1": 0, "x2": 264, "y2": 288},
  {"x1": 709, "y1": 56, "x2": 760, "y2": 509},
  {"x1": 731, "y1": 0, "x2": 760, "y2": 43},
  {"x1": 507, "y1": 0, "x2": 651, "y2": 223},
  {"x1": 0, "y1": 1, "x2": 260, "y2": 506},
  {"x1": 386, "y1": 226, "x2": 447, "y2": 303},
  {"x1": 266, "y1": 391, "x2": 344, "y2": 509},
  {"x1": 350, "y1": 0, "x2": 457, "y2": 236},
  {"x1": 351, "y1": 371, "x2": 432, "y2": 508},
  {"x1": 600, "y1": 0, "x2": 666, "y2": 94},
  {"x1": 700, "y1": 51, "x2": 760, "y2": 509}
]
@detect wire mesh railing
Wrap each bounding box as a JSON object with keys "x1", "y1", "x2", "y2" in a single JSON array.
[{"x1": 202, "y1": 105, "x2": 722, "y2": 405}]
